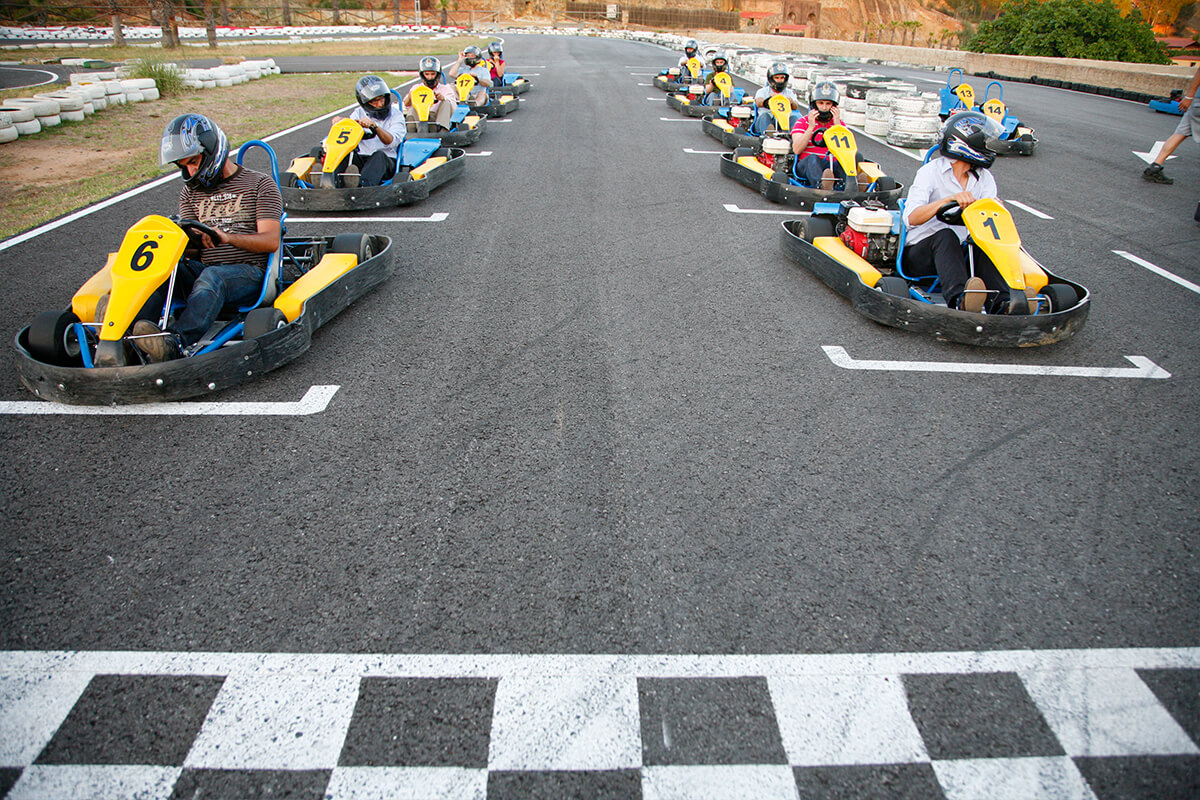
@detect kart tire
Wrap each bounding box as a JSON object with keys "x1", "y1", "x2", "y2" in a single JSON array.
[
  {"x1": 799, "y1": 216, "x2": 834, "y2": 242},
  {"x1": 876, "y1": 276, "x2": 910, "y2": 298},
  {"x1": 243, "y1": 307, "x2": 288, "y2": 339},
  {"x1": 1007, "y1": 293, "x2": 1029, "y2": 315},
  {"x1": 280, "y1": 172, "x2": 298, "y2": 188},
  {"x1": 1040, "y1": 283, "x2": 1077, "y2": 313},
  {"x1": 874, "y1": 176, "x2": 898, "y2": 192},
  {"x1": 28, "y1": 309, "x2": 83, "y2": 367},
  {"x1": 330, "y1": 233, "x2": 373, "y2": 264},
  {"x1": 0, "y1": 126, "x2": 16, "y2": 144}
]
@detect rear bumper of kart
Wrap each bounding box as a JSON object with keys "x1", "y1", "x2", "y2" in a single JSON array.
[
  {"x1": 281, "y1": 148, "x2": 465, "y2": 211},
  {"x1": 481, "y1": 95, "x2": 519, "y2": 117},
  {"x1": 780, "y1": 221, "x2": 1089, "y2": 347},
  {"x1": 721, "y1": 150, "x2": 903, "y2": 210},
  {"x1": 14, "y1": 236, "x2": 394, "y2": 405}
]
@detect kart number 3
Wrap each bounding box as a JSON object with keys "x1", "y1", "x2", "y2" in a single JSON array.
[{"x1": 131, "y1": 240, "x2": 158, "y2": 271}]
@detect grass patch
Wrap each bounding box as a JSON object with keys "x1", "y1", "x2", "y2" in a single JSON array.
[
  {"x1": 0, "y1": 71, "x2": 400, "y2": 241},
  {"x1": 128, "y1": 56, "x2": 185, "y2": 96}
]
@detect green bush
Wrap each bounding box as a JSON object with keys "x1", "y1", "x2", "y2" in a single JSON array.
[
  {"x1": 129, "y1": 57, "x2": 187, "y2": 96},
  {"x1": 969, "y1": 0, "x2": 1171, "y2": 64}
]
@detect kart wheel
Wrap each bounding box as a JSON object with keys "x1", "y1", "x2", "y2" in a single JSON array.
[
  {"x1": 876, "y1": 276, "x2": 910, "y2": 298},
  {"x1": 28, "y1": 309, "x2": 83, "y2": 366},
  {"x1": 1007, "y1": 293, "x2": 1029, "y2": 315},
  {"x1": 281, "y1": 172, "x2": 298, "y2": 188},
  {"x1": 799, "y1": 217, "x2": 834, "y2": 242},
  {"x1": 330, "y1": 233, "x2": 373, "y2": 264},
  {"x1": 874, "y1": 176, "x2": 898, "y2": 193},
  {"x1": 244, "y1": 307, "x2": 288, "y2": 339},
  {"x1": 1039, "y1": 283, "x2": 1077, "y2": 313}
]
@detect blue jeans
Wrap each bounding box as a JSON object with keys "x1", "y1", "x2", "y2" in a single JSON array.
[
  {"x1": 750, "y1": 108, "x2": 801, "y2": 136},
  {"x1": 147, "y1": 260, "x2": 264, "y2": 346}
]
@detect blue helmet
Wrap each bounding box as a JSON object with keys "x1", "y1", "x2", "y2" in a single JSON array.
[
  {"x1": 940, "y1": 111, "x2": 1006, "y2": 169},
  {"x1": 160, "y1": 113, "x2": 229, "y2": 191},
  {"x1": 811, "y1": 81, "x2": 839, "y2": 106}
]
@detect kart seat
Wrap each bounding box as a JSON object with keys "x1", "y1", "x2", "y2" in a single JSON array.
[
  {"x1": 400, "y1": 138, "x2": 441, "y2": 169},
  {"x1": 234, "y1": 140, "x2": 287, "y2": 310}
]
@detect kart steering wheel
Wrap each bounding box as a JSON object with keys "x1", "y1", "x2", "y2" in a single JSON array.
[
  {"x1": 175, "y1": 218, "x2": 221, "y2": 248},
  {"x1": 935, "y1": 201, "x2": 966, "y2": 226}
]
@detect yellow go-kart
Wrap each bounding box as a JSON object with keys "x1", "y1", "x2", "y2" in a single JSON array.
[
  {"x1": 654, "y1": 56, "x2": 706, "y2": 92},
  {"x1": 455, "y1": 73, "x2": 517, "y2": 118},
  {"x1": 780, "y1": 196, "x2": 1088, "y2": 346},
  {"x1": 665, "y1": 70, "x2": 752, "y2": 118},
  {"x1": 402, "y1": 84, "x2": 485, "y2": 147},
  {"x1": 281, "y1": 117, "x2": 465, "y2": 212},
  {"x1": 14, "y1": 142, "x2": 393, "y2": 404},
  {"x1": 704, "y1": 93, "x2": 795, "y2": 150}
]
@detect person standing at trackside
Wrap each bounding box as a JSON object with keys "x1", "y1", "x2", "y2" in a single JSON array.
[
  {"x1": 752, "y1": 62, "x2": 802, "y2": 135},
  {"x1": 403, "y1": 57, "x2": 457, "y2": 132},
  {"x1": 902, "y1": 111, "x2": 1014, "y2": 314},
  {"x1": 319, "y1": 75, "x2": 406, "y2": 187},
  {"x1": 1142, "y1": 65, "x2": 1199, "y2": 187},
  {"x1": 129, "y1": 113, "x2": 282, "y2": 363},
  {"x1": 448, "y1": 45, "x2": 493, "y2": 108}
]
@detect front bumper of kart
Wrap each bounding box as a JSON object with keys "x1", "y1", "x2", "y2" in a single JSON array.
[
  {"x1": 282, "y1": 148, "x2": 465, "y2": 211},
  {"x1": 721, "y1": 149, "x2": 903, "y2": 210}
]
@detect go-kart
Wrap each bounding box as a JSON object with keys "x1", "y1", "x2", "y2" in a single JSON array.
[
  {"x1": 703, "y1": 93, "x2": 794, "y2": 150},
  {"x1": 13, "y1": 141, "x2": 393, "y2": 405},
  {"x1": 654, "y1": 57, "x2": 707, "y2": 92},
  {"x1": 779, "y1": 197, "x2": 1089, "y2": 346},
  {"x1": 395, "y1": 83, "x2": 485, "y2": 147},
  {"x1": 1149, "y1": 89, "x2": 1185, "y2": 115},
  {"x1": 940, "y1": 70, "x2": 1036, "y2": 155},
  {"x1": 720, "y1": 125, "x2": 903, "y2": 210},
  {"x1": 490, "y1": 59, "x2": 531, "y2": 94},
  {"x1": 665, "y1": 70, "x2": 751, "y2": 118},
  {"x1": 281, "y1": 118, "x2": 465, "y2": 212},
  {"x1": 456, "y1": 73, "x2": 518, "y2": 118}
]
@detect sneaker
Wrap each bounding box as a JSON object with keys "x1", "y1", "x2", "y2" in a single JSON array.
[
  {"x1": 1143, "y1": 163, "x2": 1173, "y2": 184},
  {"x1": 341, "y1": 162, "x2": 360, "y2": 188},
  {"x1": 93, "y1": 293, "x2": 108, "y2": 325},
  {"x1": 958, "y1": 277, "x2": 987, "y2": 313},
  {"x1": 131, "y1": 320, "x2": 181, "y2": 363}
]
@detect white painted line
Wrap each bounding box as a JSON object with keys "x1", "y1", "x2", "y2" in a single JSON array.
[
  {"x1": 933, "y1": 757, "x2": 1096, "y2": 800},
  {"x1": 915, "y1": 77, "x2": 945, "y2": 84},
  {"x1": 629, "y1": 72, "x2": 657, "y2": 76},
  {"x1": 1007, "y1": 199, "x2": 1053, "y2": 220},
  {"x1": 646, "y1": 96, "x2": 666, "y2": 101},
  {"x1": 0, "y1": 385, "x2": 340, "y2": 416},
  {"x1": 508, "y1": 65, "x2": 545, "y2": 68},
  {"x1": 463, "y1": 151, "x2": 493, "y2": 156},
  {"x1": 2, "y1": 647, "x2": 1198, "y2": 679},
  {"x1": 1113, "y1": 250, "x2": 1200, "y2": 296},
  {"x1": 1133, "y1": 140, "x2": 1177, "y2": 164},
  {"x1": 4, "y1": 66, "x2": 59, "y2": 88},
  {"x1": 637, "y1": 82, "x2": 653, "y2": 86},
  {"x1": 723, "y1": 203, "x2": 803, "y2": 216},
  {"x1": 488, "y1": 118, "x2": 513, "y2": 122},
  {"x1": 684, "y1": 148, "x2": 726, "y2": 154},
  {"x1": 0, "y1": 100, "x2": 373, "y2": 254},
  {"x1": 288, "y1": 213, "x2": 448, "y2": 223},
  {"x1": 644, "y1": 766, "x2": 800, "y2": 800},
  {"x1": 659, "y1": 117, "x2": 697, "y2": 122},
  {"x1": 822, "y1": 346, "x2": 1171, "y2": 379}
]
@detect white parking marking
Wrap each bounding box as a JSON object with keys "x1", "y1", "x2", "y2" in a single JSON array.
[
  {"x1": 723, "y1": 204, "x2": 803, "y2": 216},
  {"x1": 1113, "y1": 250, "x2": 1200, "y2": 296},
  {"x1": 0, "y1": 385, "x2": 340, "y2": 416},
  {"x1": 659, "y1": 117, "x2": 697, "y2": 122},
  {"x1": 1133, "y1": 141, "x2": 1177, "y2": 164},
  {"x1": 684, "y1": 148, "x2": 726, "y2": 154},
  {"x1": 287, "y1": 213, "x2": 448, "y2": 223},
  {"x1": 822, "y1": 346, "x2": 1171, "y2": 379},
  {"x1": 1007, "y1": 200, "x2": 1054, "y2": 220},
  {"x1": 637, "y1": 82, "x2": 653, "y2": 86},
  {"x1": 464, "y1": 151, "x2": 493, "y2": 156},
  {"x1": 647, "y1": 96, "x2": 666, "y2": 101}
]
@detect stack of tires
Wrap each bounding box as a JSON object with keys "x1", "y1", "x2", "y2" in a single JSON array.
[
  {"x1": 887, "y1": 92, "x2": 941, "y2": 150},
  {"x1": 841, "y1": 81, "x2": 873, "y2": 128},
  {"x1": 0, "y1": 112, "x2": 16, "y2": 144},
  {"x1": 865, "y1": 89, "x2": 902, "y2": 137}
]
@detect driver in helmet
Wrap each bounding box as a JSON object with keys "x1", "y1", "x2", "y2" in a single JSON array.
[
  {"x1": 790, "y1": 81, "x2": 858, "y2": 189},
  {"x1": 132, "y1": 113, "x2": 283, "y2": 362},
  {"x1": 448, "y1": 45, "x2": 493, "y2": 107},
  {"x1": 752, "y1": 63, "x2": 801, "y2": 135},
  {"x1": 702, "y1": 51, "x2": 740, "y2": 105},
  {"x1": 403, "y1": 56, "x2": 457, "y2": 131},
  {"x1": 316, "y1": 75, "x2": 406, "y2": 187},
  {"x1": 679, "y1": 39, "x2": 700, "y2": 69},
  {"x1": 486, "y1": 41, "x2": 506, "y2": 86},
  {"x1": 902, "y1": 111, "x2": 1013, "y2": 313}
]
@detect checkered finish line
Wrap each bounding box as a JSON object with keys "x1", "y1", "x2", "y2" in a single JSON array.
[{"x1": 1, "y1": 648, "x2": 1198, "y2": 799}]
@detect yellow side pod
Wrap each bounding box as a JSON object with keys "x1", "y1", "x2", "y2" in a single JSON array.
[
  {"x1": 410, "y1": 157, "x2": 447, "y2": 180},
  {"x1": 813, "y1": 236, "x2": 883, "y2": 287},
  {"x1": 736, "y1": 155, "x2": 775, "y2": 178},
  {"x1": 72, "y1": 252, "x2": 117, "y2": 323},
  {"x1": 274, "y1": 253, "x2": 358, "y2": 322}
]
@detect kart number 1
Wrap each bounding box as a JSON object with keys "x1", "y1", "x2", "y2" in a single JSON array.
[
  {"x1": 132, "y1": 240, "x2": 158, "y2": 271},
  {"x1": 982, "y1": 217, "x2": 1001, "y2": 240}
]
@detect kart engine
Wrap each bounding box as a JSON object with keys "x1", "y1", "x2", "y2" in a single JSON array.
[
  {"x1": 838, "y1": 204, "x2": 899, "y2": 267},
  {"x1": 756, "y1": 137, "x2": 792, "y2": 171}
]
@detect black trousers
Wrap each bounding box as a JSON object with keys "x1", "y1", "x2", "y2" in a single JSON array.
[
  {"x1": 308, "y1": 146, "x2": 396, "y2": 187},
  {"x1": 902, "y1": 228, "x2": 1011, "y2": 310}
]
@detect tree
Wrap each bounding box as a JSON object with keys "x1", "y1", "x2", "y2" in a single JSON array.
[{"x1": 970, "y1": 0, "x2": 1170, "y2": 63}]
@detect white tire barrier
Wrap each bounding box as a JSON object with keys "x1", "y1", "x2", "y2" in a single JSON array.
[
  {"x1": 61, "y1": 109, "x2": 86, "y2": 122},
  {"x1": 14, "y1": 119, "x2": 41, "y2": 135},
  {"x1": 142, "y1": 87, "x2": 160, "y2": 101},
  {"x1": 125, "y1": 90, "x2": 145, "y2": 103},
  {"x1": 0, "y1": 126, "x2": 18, "y2": 144},
  {"x1": 38, "y1": 113, "x2": 62, "y2": 127},
  {"x1": 0, "y1": 104, "x2": 35, "y2": 123},
  {"x1": 0, "y1": 111, "x2": 12, "y2": 128},
  {"x1": 842, "y1": 109, "x2": 867, "y2": 127}
]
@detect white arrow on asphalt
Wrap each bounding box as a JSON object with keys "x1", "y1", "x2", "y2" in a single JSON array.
[
  {"x1": 822, "y1": 346, "x2": 1171, "y2": 379},
  {"x1": 723, "y1": 203, "x2": 804, "y2": 215},
  {"x1": 0, "y1": 385, "x2": 341, "y2": 416},
  {"x1": 1133, "y1": 141, "x2": 1177, "y2": 164}
]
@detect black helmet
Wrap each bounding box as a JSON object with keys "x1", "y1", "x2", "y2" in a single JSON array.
[
  {"x1": 487, "y1": 41, "x2": 503, "y2": 56},
  {"x1": 711, "y1": 50, "x2": 727, "y2": 72},
  {"x1": 355, "y1": 75, "x2": 391, "y2": 120},
  {"x1": 160, "y1": 113, "x2": 229, "y2": 191},
  {"x1": 684, "y1": 38, "x2": 698, "y2": 57},
  {"x1": 768, "y1": 62, "x2": 789, "y2": 91},
  {"x1": 419, "y1": 56, "x2": 442, "y2": 87},
  {"x1": 811, "y1": 80, "x2": 839, "y2": 106},
  {"x1": 940, "y1": 110, "x2": 1006, "y2": 169},
  {"x1": 463, "y1": 45, "x2": 481, "y2": 66}
]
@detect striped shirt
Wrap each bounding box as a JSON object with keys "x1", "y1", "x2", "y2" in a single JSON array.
[{"x1": 178, "y1": 166, "x2": 282, "y2": 270}]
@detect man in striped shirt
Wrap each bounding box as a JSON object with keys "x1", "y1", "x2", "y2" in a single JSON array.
[{"x1": 133, "y1": 113, "x2": 282, "y2": 362}]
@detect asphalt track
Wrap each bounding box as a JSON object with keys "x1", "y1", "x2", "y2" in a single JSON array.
[{"x1": 0, "y1": 33, "x2": 1197, "y2": 799}]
